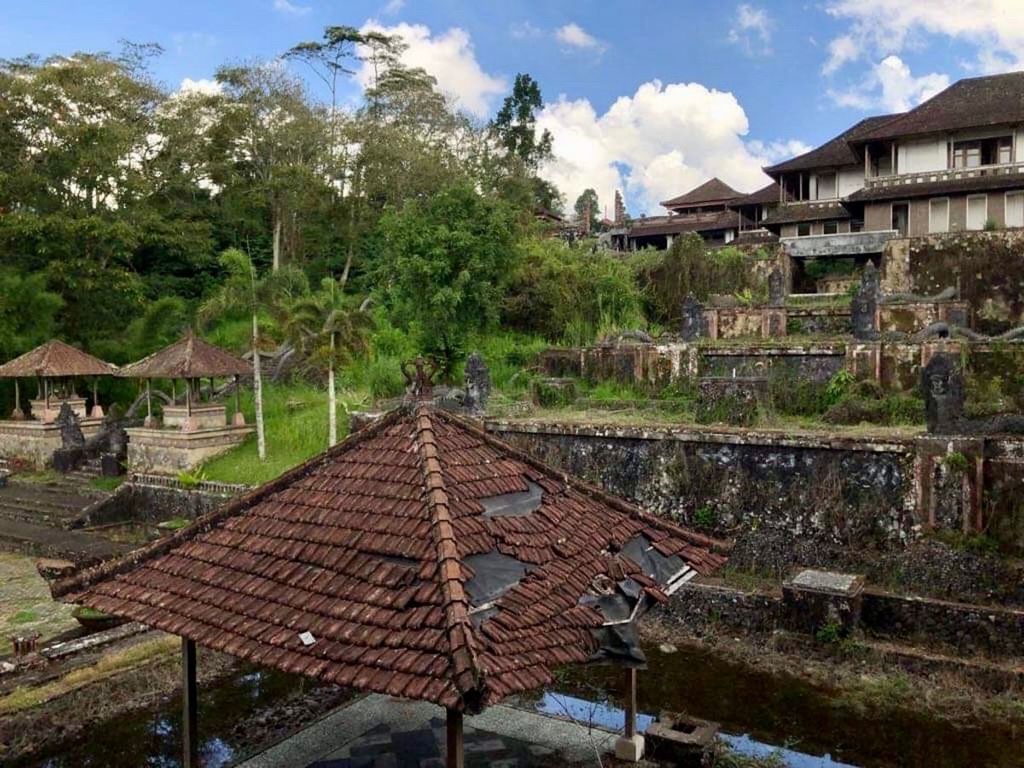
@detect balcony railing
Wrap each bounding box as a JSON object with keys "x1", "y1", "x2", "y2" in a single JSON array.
[{"x1": 865, "y1": 161, "x2": 1024, "y2": 189}]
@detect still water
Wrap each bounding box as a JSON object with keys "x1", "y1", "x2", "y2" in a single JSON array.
[{"x1": 15, "y1": 643, "x2": 1023, "y2": 767}]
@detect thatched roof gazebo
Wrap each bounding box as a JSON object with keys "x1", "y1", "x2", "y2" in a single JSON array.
[
  {"x1": 0, "y1": 339, "x2": 116, "y2": 421},
  {"x1": 49, "y1": 404, "x2": 726, "y2": 766},
  {"x1": 118, "y1": 330, "x2": 252, "y2": 429}
]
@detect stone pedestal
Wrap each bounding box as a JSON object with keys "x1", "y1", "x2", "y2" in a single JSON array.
[
  {"x1": 163, "y1": 404, "x2": 228, "y2": 431},
  {"x1": 645, "y1": 712, "x2": 718, "y2": 767},
  {"x1": 783, "y1": 569, "x2": 865, "y2": 637},
  {"x1": 0, "y1": 418, "x2": 103, "y2": 470},
  {"x1": 614, "y1": 734, "x2": 645, "y2": 762},
  {"x1": 126, "y1": 424, "x2": 254, "y2": 474},
  {"x1": 531, "y1": 378, "x2": 576, "y2": 408},
  {"x1": 29, "y1": 397, "x2": 87, "y2": 423},
  {"x1": 231, "y1": 411, "x2": 247, "y2": 427}
]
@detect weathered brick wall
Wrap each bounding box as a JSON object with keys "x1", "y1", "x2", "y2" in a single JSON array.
[{"x1": 489, "y1": 421, "x2": 917, "y2": 557}]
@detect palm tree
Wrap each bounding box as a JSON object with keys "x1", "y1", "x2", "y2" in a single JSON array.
[
  {"x1": 199, "y1": 249, "x2": 309, "y2": 461},
  {"x1": 285, "y1": 277, "x2": 371, "y2": 446}
]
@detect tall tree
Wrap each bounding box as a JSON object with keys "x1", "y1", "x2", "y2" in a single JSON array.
[
  {"x1": 490, "y1": 73, "x2": 553, "y2": 170},
  {"x1": 211, "y1": 63, "x2": 330, "y2": 271},
  {"x1": 373, "y1": 184, "x2": 519, "y2": 375}
]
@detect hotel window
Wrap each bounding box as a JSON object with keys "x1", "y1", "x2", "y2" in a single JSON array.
[
  {"x1": 928, "y1": 198, "x2": 949, "y2": 234},
  {"x1": 815, "y1": 172, "x2": 837, "y2": 200},
  {"x1": 797, "y1": 222, "x2": 811, "y2": 237},
  {"x1": 823, "y1": 220, "x2": 838, "y2": 235},
  {"x1": 966, "y1": 195, "x2": 988, "y2": 230},
  {"x1": 951, "y1": 136, "x2": 1013, "y2": 168},
  {"x1": 1007, "y1": 192, "x2": 1024, "y2": 228}
]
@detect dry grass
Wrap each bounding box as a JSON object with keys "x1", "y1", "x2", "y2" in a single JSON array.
[
  {"x1": 0, "y1": 553, "x2": 78, "y2": 644},
  {"x1": 0, "y1": 634, "x2": 179, "y2": 715}
]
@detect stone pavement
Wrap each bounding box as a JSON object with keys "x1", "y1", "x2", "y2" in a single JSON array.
[{"x1": 239, "y1": 694, "x2": 619, "y2": 768}]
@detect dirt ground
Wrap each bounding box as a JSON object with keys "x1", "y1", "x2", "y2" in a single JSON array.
[{"x1": 0, "y1": 552, "x2": 78, "y2": 645}]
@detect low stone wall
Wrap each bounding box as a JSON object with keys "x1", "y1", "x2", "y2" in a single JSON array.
[
  {"x1": 701, "y1": 343, "x2": 845, "y2": 383},
  {"x1": 660, "y1": 580, "x2": 1024, "y2": 660},
  {"x1": 0, "y1": 419, "x2": 104, "y2": 470},
  {"x1": 125, "y1": 425, "x2": 254, "y2": 474},
  {"x1": 488, "y1": 420, "x2": 918, "y2": 553},
  {"x1": 70, "y1": 478, "x2": 245, "y2": 529}
]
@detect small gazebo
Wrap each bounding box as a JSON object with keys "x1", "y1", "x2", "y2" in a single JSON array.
[
  {"x1": 0, "y1": 339, "x2": 116, "y2": 423},
  {"x1": 118, "y1": 330, "x2": 253, "y2": 431},
  {"x1": 49, "y1": 403, "x2": 726, "y2": 766}
]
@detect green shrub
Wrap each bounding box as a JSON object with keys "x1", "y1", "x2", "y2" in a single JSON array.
[
  {"x1": 693, "y1": 504, "x2": 718, "y2": 530},
  {"x1": 815, "y1": 619, "x2": 843, "y2": 644}
]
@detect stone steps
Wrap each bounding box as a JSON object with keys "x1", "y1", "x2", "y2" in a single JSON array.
[{"x1": 0, "y1": 516, "x2": 130, "y2": 566}]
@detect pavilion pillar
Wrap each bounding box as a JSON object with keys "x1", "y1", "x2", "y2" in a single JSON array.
[
  {"x1": 12, "y1": 379, "x2": 23, "y2": 420},
  {"x1": 445, "y1": 708, "x2": 464, "y2": 768},
  {"x1": 614, "y1": 667, "x2": 644, "y2": 762},
  {"x1": 232, "y1": 374, "x2": 245, "y2": 427},
  {"x1": 144, "y1": 380, "x2": 156, "y2": 429},
  {"x1": 182, "y1": 637, "x2": 199, "y2": 768}
]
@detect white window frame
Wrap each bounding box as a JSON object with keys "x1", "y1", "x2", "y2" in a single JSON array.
[
  {"x1": 1005, "y1": 191, "x2": 1024, "y2": 228},
  {"x1": 928, "y1": 197, "x2": 950, "y2": 234},
  {"x1": 966, "y1": 194, "x2": 988, "y2": 231}
]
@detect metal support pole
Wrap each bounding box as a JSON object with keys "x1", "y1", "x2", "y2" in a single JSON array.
[
  {"x1": 446, "y1": 708, "x2": 464, "y2": 768},
  {"x1": 146, "y1": 380, "x2": 152, "y2": 420},
  {"x1": 182, "y1": 638, "x2": 198, "y2": 768},
  {"x1": 624, "y1": 667, "x2": 638, "y2": 739},
  {"x1": 13, "y1": 379, "x2": 20, "y2": 414}
]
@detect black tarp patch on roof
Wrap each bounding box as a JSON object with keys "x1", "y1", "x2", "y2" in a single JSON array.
[
  {"x1": 480, "y1": 480, "x2": 543, "y2": 518},
  {"x1": 464, "y1": 551, "x2": 533, "y2": 608},
  {"x1": 622, "y1": 534, "x2": 688, "y2": 585}
]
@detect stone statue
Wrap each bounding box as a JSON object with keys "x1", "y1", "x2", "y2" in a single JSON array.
[
  {"x1": 463, "y1": 352, "x2": 491, "y2": 416},
  {"x1": 922, "y1": 353, "x2": 964, "y2": 434},
  {"x1": 56, "y1": 402, "x2": 85, "y2": 449},
  {"x1": 851, "y1": 263, "x2": 881, "y2": 341},
  {"x1": 680, "y1": 294, "x2": 706, "y2": 342}
]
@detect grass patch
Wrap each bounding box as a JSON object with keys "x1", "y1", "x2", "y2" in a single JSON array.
[
  {"x1": 156, "y1": 517, "x2": 191, "y2": 531},
  {"x1": 201, "y1": 382, "x2": 365, "y2": 486},
  {"x1": 8, "y1": 609, "x2": 38, "y2": 624},
  {"x1": 0, "y1": 634, "x2": 179, "y2": 715},
  {"x1": 90, "y1": 476, "x2": 125, "y2": 492},
  {"x1": 72, "y1": 606, "x2": 113, "y2": 621}
]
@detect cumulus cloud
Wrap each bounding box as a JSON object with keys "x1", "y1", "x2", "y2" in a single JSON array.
[
  {"x1": 356, "y1": 21, "x2": 506, "y2": 117},
  {"x1": 824, "y1": 0, "x2": 1024, "y2": 74},
  {"x1": 728, "y1": 4, "x2": 773, "y2": 56},
  {"x1": 274, "y1": 0, "x2": 311, "y2": 16},
  {"x1": 555, "y1": 23, "x2": 604, "y2": 51},
  {"x1": 381, "y1": 0, "x2": 404, "y2": 15},
  {"x1": 177, "y1": 77, "x2": 223, "y2": 96},
  {"x1": 535, "y1": 80, "x2": 803, "y2": 215},
  {"x1": 828, "y1": 55, "x2": 949, "y2": 111}
]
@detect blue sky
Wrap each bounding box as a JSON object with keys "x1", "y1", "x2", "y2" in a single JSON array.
[{"x1": 2, "y1": 1, "x2": 1020, "y2": 214}]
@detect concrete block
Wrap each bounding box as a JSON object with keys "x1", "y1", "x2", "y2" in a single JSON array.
[
  {"x1": 783, "y1": 569, "x2": 865, "y2": 637},
  {"x1": 614, "y1": 734, "x2": 645, "y2": 762}
]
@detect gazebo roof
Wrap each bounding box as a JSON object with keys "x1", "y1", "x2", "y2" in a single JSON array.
[
  {"x1": 118, "y1": 331, "x2": 252, "y2": 379},
  {"x1": 51, "y1": 405, "x2": 726, "y2": 712},
  {"x1": 0, "y1": 339, "x2": 116, "y2": 378}
]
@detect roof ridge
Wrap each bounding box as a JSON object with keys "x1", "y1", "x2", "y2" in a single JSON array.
[
  {"x1": 411, "y1": 404, "x2": 485, "y2": 710},
  {"x1": 48, "y1": 406, "x2": 411, "y2": 599},
  {"x1": 431, "y1": 408, "x2": 730, "y2": 556}
]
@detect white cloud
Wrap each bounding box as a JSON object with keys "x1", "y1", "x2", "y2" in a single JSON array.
[
  {"x1": 555, "y1": 23, "x2": 604, "y2": 51},
  {"x1": 177, "y1": 77, "x2": 223, "y2": 96},
  {"x1": 274, "y1": 0, "x2": 311, "y2": 17},
  {"x1": 828, "y1": 55, "x2": 949, "y2": 111},
  {"x1": 823, "y1": 35, "x2": 859, "y2": 75},
  {"x1": 728, "y1": 4, "x2": 773, "y2": 56},
  {"x1": 382, "y1": 0, "x2": 404, "y2": 15},
  {"x1": 535, "y1": 79, "x2": 801, "y2": 215},
  {"x1": 510, "y1": 21, "x2": 544, "y2": 40},
  {"x1": 356, "y1": 21, "x2": 506, "y2": 117},
  {"x1": 824, "y1": 0, "x2": 1024, "y2": 74}
]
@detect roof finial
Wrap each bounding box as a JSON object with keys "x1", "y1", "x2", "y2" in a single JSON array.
[{"x1": 402, "y1": 356, "x2": 438, "y2": 402}]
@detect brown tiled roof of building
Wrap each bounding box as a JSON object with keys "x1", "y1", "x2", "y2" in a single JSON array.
[
  {"x1": 846, "y1": 170, "x2": 1024, "y2": 203},
  {"x1": 763, "y1": 114, "x2": 899, "y2": 175},
  {"x1": 855, "y1": 72, "x2": 1024, "y2": 141},
  {"x1": 51, "y1": 405, "x2": 726, "y2": 712},
  {"x1": 629, "y1": 210, "x2": 738, "y2": 237},
  {"x1": 761, "y1": 201, "x2": 850, "y2": 226},
  {"x1": 118, "y1": 330, "x2": 252, "y2": 379},
  {"x1": 661, "y1": 177, "x2": 742, "y2": 208},
  {"x1": 0, "y1": 340, "x2": 116, "y2": 378},
  {"x1": 730, "y1": 182, "x2": 782, "y2": 207}
]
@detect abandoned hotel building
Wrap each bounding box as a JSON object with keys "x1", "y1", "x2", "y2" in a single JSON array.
[{"x1": 613, "y1": 71, "x2": 1024, "y2": 293}]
